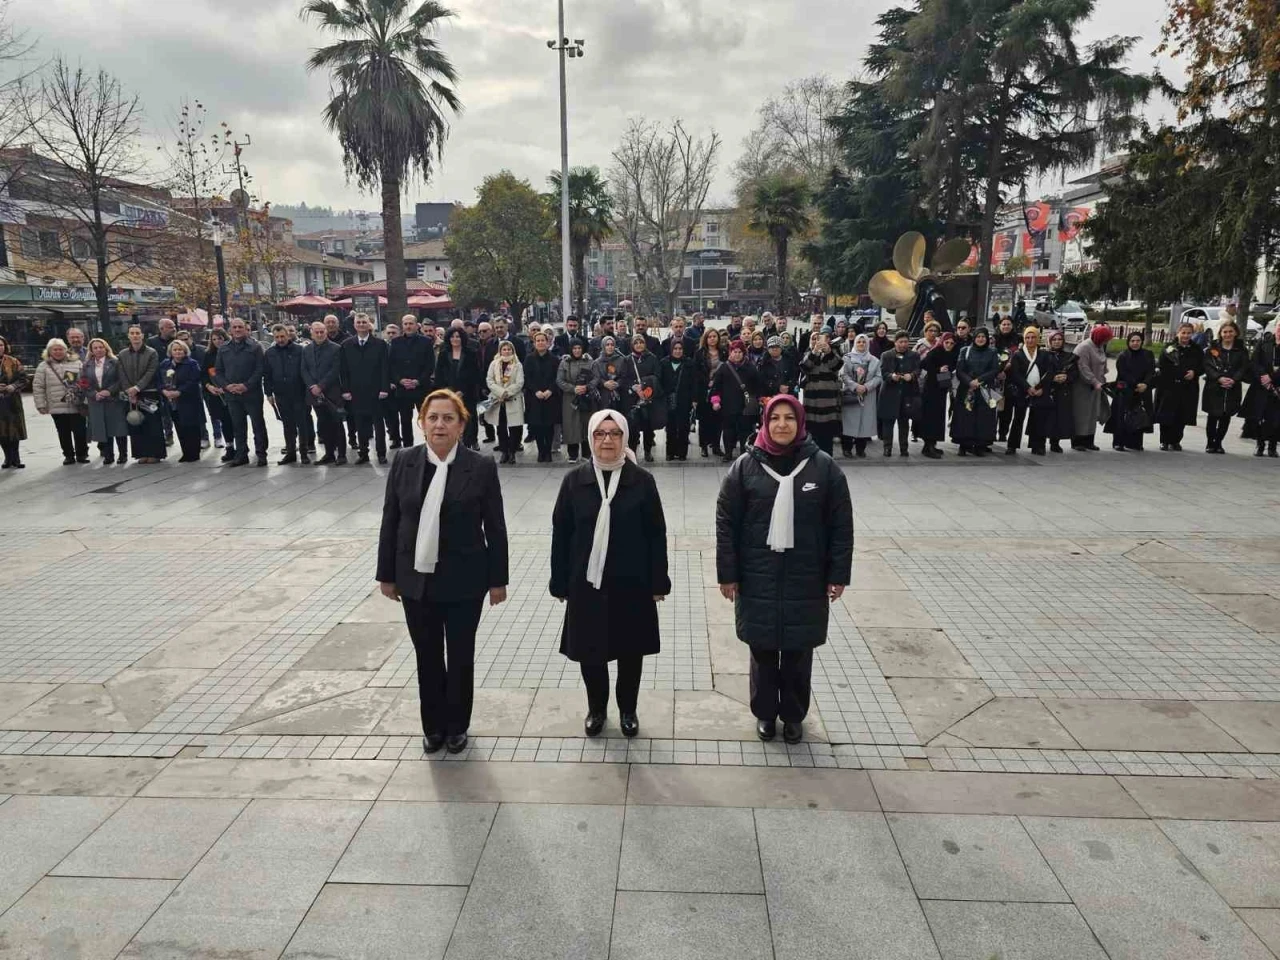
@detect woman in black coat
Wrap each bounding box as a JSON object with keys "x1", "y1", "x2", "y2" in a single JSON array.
[
  {"x1": 952, "y1": 327, "x2": 1000, "y2": 456},
  {"x1": 918, "y1": 331, "x2": 959, "y2": 459},
  {"x1": 1202, "y1": 321, "x2": 1249, "y2": 454},
  {"x1": 550, "y1": 409, "x2": 670, "y2": 739},
  {"x1": 758, "y1": 337, "x2": 798, "y2": 397},
  {"x1": 433, "y1": 328, "x2": 483, "y2": 449},
  {"x1": 715, "y1": 394, "x2": 853, "y2": 744},
  {"x1": 993, "y1": 316, "x2": 1020, "y2": 443},
  {"x1": 877, "y1": 330, "x2": 922, "y2": 457},
  {"x1": 710, "y1": 339, "x2": 763, "y2": 461},
  {"x1": 1154, "y1": 321, "x2": 1204, "y2": 451},
  {"x1": 202, "y1": 329, "x2": 235, "y2": 461},
  {"x1": 377, "y1": 390, "x2": 509, "y2": 755},
  {"x1": 1006, "y1": 326, "x2": 1056, "y2": 456},
  {"x1": 522, "y1": 330, "x2": 561, "y2": 462},
  {"x1": 157, "y1": 340, "x2": 205, "y2": 462},
  {"x1": 1045, "y1": 329, "x2": 1077, "y2": 453},
  {"x1": 1105, "y1": 332, "x2": 1155, "y2": 451},
  {"x1": 618, "y1": 334, "x2": 665, "y2": 462},
  {"x1": 1244, "y1": 334, "x2": 1280, "y2": 457},
  {"x1": 659, "y1": 338, "x2": 695, "y2": 460}
]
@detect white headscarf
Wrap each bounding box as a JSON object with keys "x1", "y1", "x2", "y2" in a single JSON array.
[
  {"x1": 413, "y1": 441, "x2": 459, "y2": 573},
  {"x1": 585, "y1": 408, "x2": 637, "y2": 589}
]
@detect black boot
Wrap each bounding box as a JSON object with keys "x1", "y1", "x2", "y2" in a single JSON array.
[
  {"x1": 1256, "y1": 440, "x2": 1266, "y2": 458},
  {"x1": 883, "y1": 441, "x2": 892, "y2": 457},
  {"x1": 1270, "y1": 442, "x2": 1278, "y2": 459}
]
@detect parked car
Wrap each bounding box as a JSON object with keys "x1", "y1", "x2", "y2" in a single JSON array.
[
  {"x1": 1179, "y1": 305, "x2": 1263, "y2": 341},
  {"x1": 1035, "y1": 299, "x2": 1088, "y2": 331}
]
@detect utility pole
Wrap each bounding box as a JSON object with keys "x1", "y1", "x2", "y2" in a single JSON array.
[
  {"x1": 224, "y1": 135, "x2": 254, "y2": 317},
  {"x1": 547, "y1": 7, "x2": 583, "y2": 322},
  {"x1": 212, "y1": 220, "x2": 229, "y2": 324}
]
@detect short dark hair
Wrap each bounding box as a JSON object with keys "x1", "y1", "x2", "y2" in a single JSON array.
[
  {"x1": 271, "y1": 324, "x2": 287, "y2": 334},
  {"x1": 893, "y1": 329, "x2": 910, "y2": 341}
]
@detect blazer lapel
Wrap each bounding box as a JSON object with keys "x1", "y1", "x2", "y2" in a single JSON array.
[{"x1": 445, "y1": 448, "x2": 474, "y2": 500}]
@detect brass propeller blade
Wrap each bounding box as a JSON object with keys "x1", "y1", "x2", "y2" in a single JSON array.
[
  {"x1": 895, "y1": 305, "x2": 914, "y2": 330},
  {"x1": 932, "y1": 236, "x2": 974, "y2": 275},
  {"x1": 869, "y1": 269, "x2": 917, "y2": 310},
  {"x1": 892, "y1": 232, "x2": 927, "y2": 282}
]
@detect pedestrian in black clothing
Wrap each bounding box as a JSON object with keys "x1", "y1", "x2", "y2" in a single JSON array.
[
  {"x1": 918, "y1": 331, "x2": 959, "y2": 458},
  {"x1": 715, "y1": 394, "x2": 853, "y2": 744},
  {"x1": 993, "y1": 316, "x2": 1020, "y2": 442},
  {"x1": 554, "y1": 316, "x2": 584, "y2": 357},
  {"x1": 620, "y1": 334, "x2": 665, "y2": 462},
  {"x1": 868, "y1": 321, "x2": 893, "y2": 358},
  {"x1": 340, "y1": 314, "x2": 391, "y2": 464},
  {"x1": 631, "y1": 317, "x2": 661, "y2": 358},
  {"x1": 1045, "y1": 329, "x2": 1077, "y2": 453},
  {"x1": 376, "y1": 390, "x2": 509, "y2": 755},
  {"x1": 1154, "y1": 322, "x2": 1203, "y2": 451},
  {"x1": 710, "y1": 339, "x2": 762, "y2": 461},
  {"x1": 202, "y1": 329, "x2": 233, "y2": 459},
  {"x1": 952, "y1": 328, "x2": 1000, "y2": 456},
  {"x1": 550, "y1": 409, "x2": 670, "y2": 739},
  {"x1": 435, "y1": 328, "x2": 484, "y2": 449},
  {"x1": 158, "y1": 340, "x2": 204, "y2": 462},
  {"x1": 1244, "y1": 333, "x2": 1280, "y2": 457},
  {"x1": 213, "y1": 318, "x2": 268, "y2": 467},
  {"x1": 264, "y1": 324, "x2": 312, "y2": 465},
  {"x1": 695, "y1": 328, "x2": 726, "y2": 457},
  {"x1": 523, "y1": 330, "x2": 561, "y2": 461},
  {"x1": 1006, "y1": 326, "x2": 1056, "y2": 455},
  {"x1": 146, "y1": 318, "x2": 178, "y2": 446},
  {"x1": 662, "y1": 317, "x2": 696, "y2": 358},
  {"x1": 302, "y1": 320, "x2": 347, "y2": 464},
  {"x1": 659, "y1": 338, "x2": 695, "y2": 460},
  {"x1": 388, "y1": 316, "x2": 435, "y2": 448},
  {"x1": 759, "y1": 337, "x2": 798, "y2": 397},
  {"x1": 1202, "y1": 321, "x2": 1249, "y2": 454},
  {"x1": 878, "y1": 331, "x2": 921, "y2": 457},
  {"x1": 1105, "y1": 331, "x2": 1155, "y2": 451}
]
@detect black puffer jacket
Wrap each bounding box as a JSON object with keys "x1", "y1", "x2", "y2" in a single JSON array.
[{"x1": 715, "y1": 436, "x2": 854, "y2": 651}]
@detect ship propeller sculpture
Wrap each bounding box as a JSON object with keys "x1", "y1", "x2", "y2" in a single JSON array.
[{"x1": 868, "y1": 232, "x2": 973, "y2": 333}]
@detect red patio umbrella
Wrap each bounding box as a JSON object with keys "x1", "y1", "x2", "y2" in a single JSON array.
[{"x1": 277, "y1": 294, "x2": 335, "y2": 311}]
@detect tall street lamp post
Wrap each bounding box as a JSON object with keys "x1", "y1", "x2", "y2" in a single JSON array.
[{"x1": 547, "y1": 6, "x2": 583, "y2": 322}]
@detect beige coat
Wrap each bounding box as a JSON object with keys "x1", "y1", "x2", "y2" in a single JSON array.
[
  {"x1": 484, "y1": 355, "x2": 526, "y2": 427},
  {"x1": 31, "y1": 357, "x2": 84, "y2": 415}
]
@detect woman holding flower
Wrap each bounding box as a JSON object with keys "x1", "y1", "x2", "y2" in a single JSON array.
[
  {"x1": 158, "y1": 339, "x2": 205, "y2": 462},
  {"x1": 31, "y1": 338, "x2": 88, "y2": 465},
  {"x1": 83, "y1": 337, "x2": 128, "y2": 464}
]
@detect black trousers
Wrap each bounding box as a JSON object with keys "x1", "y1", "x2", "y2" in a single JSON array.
[
  {"x1": 1159, "y1": 422, "x2": 1186, "y2": 446},
  {"x1": 314, "y1": 402, "x2": 347, "y2": 457},
  {"x1": 997, "y1": 402, "x2": 1014, "y2": 441},
  {"x1": 463, "y1": 401, "x2": 479, "y2": 447},
  {"x1": 1072, "y1": 429, "x2": 1097, "y2": 449},
  {"x1": 581, "y1": 656, "x2": 644, "y2": 714},
  {"x1": 225, "y1": 394, "x2": 268, "y2": 459},
  {"x1": 392, "y1": 394, "x2": 419, "y2": 446},
  {"x1": 352, "y1": 408, "x2": 387, "y2": 458},
  {"x1": 98, "y1": 437, "x2": 128, "y2": 462},
  {"x1": 175, "y1": 417, "x2": 201, "y2": 461},
  {"x1": 276, "y1": 398, "x2": 313, "y2": 455},
  {"x1": 528, "y1": 423, "x2": 553, "y2": 458},
  {"x1": 808, "y1": 420, "x2": 838, "y2": 455},
  {"x1": 52, "y1": 412, "x2": 89, "y2": 460},
  {"x1": 496, "y1": 406, "x2": 521, "y2": 455},
  {"x1": 721, "y1": 416, "x2": 752, "y2": 456},
  {"x1": 0, "y1": 439, "x2": 19, "y2": 465},
  {"x1": 204, "y1": 392, "x2": 230, "y2": 447},
  {"x1": 698, "y1": 408, "x2": 722, "y2": 451},
  {"x1": 878, "y1": 412, "x2": 910, "y2": 449},
  {"x1": 403, "y1": 596, "x2": 484, "y2": 737},
  {"x1": 666, "y1": 415, "x2": 691, "y2": 458},
  {"x1": 750, "y1": 647, "x2": 813, "y2": 723},
  {"x1": 1206, "y1": 414, "x2": 1232, "y2": 448}
]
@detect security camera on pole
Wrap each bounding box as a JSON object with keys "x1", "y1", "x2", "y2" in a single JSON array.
[{"x1": 547, "y1": 5, "x2": 583, "y2": 324}]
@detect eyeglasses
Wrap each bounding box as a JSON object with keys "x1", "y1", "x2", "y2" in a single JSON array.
[{"x1": 592, "y1": 429, "x2": 624, "y2": 440}]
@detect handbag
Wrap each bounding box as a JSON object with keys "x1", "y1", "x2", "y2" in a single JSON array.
[
  {"x1": 724, "y1": 362, "x2": 760, "y2": 418},
  {"x1": 1124, "y1": 403, "x2": 1150, "y2": 432}
]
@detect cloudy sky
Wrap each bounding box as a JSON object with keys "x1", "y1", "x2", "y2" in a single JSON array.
[{"x1": 8, "y1": 0, "x2": 1181, "y2": 212}]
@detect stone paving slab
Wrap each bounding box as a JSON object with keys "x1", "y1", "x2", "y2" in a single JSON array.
[
  {"x1": 0, "y1": 876, "x2": 177, "y2": 960},
  {"x1": 0, "y1": 756, "x2": 167, "y2": 796},
  {"x1": 609, "y1": 891, "x2": 773, "y2": 960},
  {"x1": 920, "y1": 900, "x2": 1109, "y2": 960},
  {"x1": 330, "y1": 800, "x2": 496, "y2": 885},
  {"x1": 281, "y1": 884, "x2": 465, "y2": 960},
  {"x1": 871, "y1": 770, "x2": 1145, "y2": 817},
  {"x1": 619, "y1": 805, "x2": 763, "y2": 894},
  {"x1": 1157, "y1": 820, "x2": 1280, "y2": 908},
  {"x1": 0, "y1": 795, "x2": 125, "y2": 913},
  {"x1": 137, "y1": 757, "x2": 395, "y2": 800}
]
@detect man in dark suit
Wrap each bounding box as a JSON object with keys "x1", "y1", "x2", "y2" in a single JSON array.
[
  {"x1": 388, "y1": 314, "x2": 435, "y2": 448},
  {"x1": 798, "y1": 315, "x2": 824, "y2": 356},
  {"x1": 554, "y1": 316, "x2": 583, "y2": 357},
  {"x1": 588, "y1": 316, "x2": 617, "y2": 358},
  {"x1": 302, "y1": 318, "x2": 347, "y2": 464},
  {"x1": 340, "y1": 313, "x2": 391, "y2": 464},
  {"x1": 662, "y1": 316, "x2": 696, "y2": 357},
  {"x1": 264, "y1": 323, "x2": 312, "y2": 465},
  {"x1": 213, "y1": 317, "x2": 269, "y2": 467},
  {"x1": 632, "y1": 316, "x2": 661, "y2": 357},
  {"x1": 492, "y1": 317, "x2": 525, "y2": 360}
]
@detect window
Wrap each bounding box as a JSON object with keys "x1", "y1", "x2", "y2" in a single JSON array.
[
  {"x1": 343, "y1": 271, "x2": 354, "y2": 285},
  {"x1": 19, "y1": 227, "x2": 39, "y2": 258},
  {"x1": 117, "y1": 242, "x2": 152, "y2": 267},
  {"x1": 39, "y1": 231, "x2": 61, "y2": 259},
  {"x1": 20, "y1": 228, "x2": 61, "y2": 260},
  {"x1": 70, "y1": 237, "x2": 93, "y2": 260}
]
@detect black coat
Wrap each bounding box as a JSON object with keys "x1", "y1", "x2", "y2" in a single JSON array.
[
  {"x1": 659, "y1": 357, "x2": 696, "y2": 422},
  {"x1": 522, "y1": 350, "x2": 562, "y2": 427},
  {"x1": 951, "y1": 343, "x2": 1000, "y2": 444},
  {"x1": 264, "y1": 342, "x2": 307, "y2": 402},
  {"x1": 715, "y1": 437, "x2": 853, "y2": 652},
  {"x1": 340, "y1": 337, "x2": 390, "y2": 414},
  {"x1": 710, "y1": 360, "x2": 762, "y2": 419},
  {"x1": 1243, "y1": 338, "x2": 1280, "y2": 438},
  {"x1": 433, "y1": 346, "x2": 483, "y2": 405},
  {"x1": 878, "y1": 349, "x2": 922, "y2": 421},
  {"x1": 1105, "y1": 347, "x2": 1155, "y2": 435},
  {"x1": 1046, "y1": 348, "x2": 1078, "y2": 440},
  {"x1": 301, "y1": 339, "x2": 344, "y2": 405},
  {"x1": 1008, "y1": 348, "x2": 1056, "y2": 408},
  {"x1": 918, "y1": 342, "x2": 959, "y2": 441},
  {"x1": 388, "y1": 334, "x2": 435, "y2": 402},
  {"x1": 1202, "y1": 341, "x2": 1249, "y2": 417},
  {"x1": 619, "y1": 351, "x2": 667, "y2": 431},
  {"x1": 550, "y1": 462, "x2": 671, "y2": 663},
  {"x1": 758, "y1": 353, "x2": 798, "y2": 396},
  {"x1": 376, "y1": 444, "x2": 509, "y2": 603},
  {"x1": 1154, "y1": 340, "x2": 1204, "y2": 427}
]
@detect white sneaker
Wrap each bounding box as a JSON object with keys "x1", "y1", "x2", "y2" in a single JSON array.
[{"x1": 214, "y1": 438, "x2": 225, "y2": 449}]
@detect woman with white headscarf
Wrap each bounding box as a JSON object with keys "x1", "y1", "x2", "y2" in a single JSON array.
[
  {"x1": 550, "y1": 408, "x2": 670, "y2": 738},
  {"x1": 715, "y1": 394, "x2": 853, "y2": 744},
  {"x1": 377, "y1": 389, "x2": 509, "y2": 757}
]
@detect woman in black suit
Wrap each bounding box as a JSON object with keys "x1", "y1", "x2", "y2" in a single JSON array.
[
  {"x1": 432, "y1": 328, "x2": 483, "y2": 450},
  {"x1": 550, "y1": 408, "x2": 670, "y2": 739},
  {"x1": 377, "y1": 389, "x2": 509, "y2": 755}
]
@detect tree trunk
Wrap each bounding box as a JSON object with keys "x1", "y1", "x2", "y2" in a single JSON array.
[
  {"x1": 93, "y1": 203, "x2": 109, "y2": 334},
  {"x1": 976, "y1": 121, "x2": 1007, "y2": 322},
  {"x1": 1143, "y1": 299, "x2": 1155, "y2": 344},
  {"x1": 382, "y1": 174, "x2": 408, "y2": 321},
  {"x1": 776, "y1": 234, "x2": 789, "y2": 315}
]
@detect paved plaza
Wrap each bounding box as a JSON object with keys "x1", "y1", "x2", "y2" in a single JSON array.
[{"x1": 2, "y1": 395, "x2": 1280, "y2": 958}]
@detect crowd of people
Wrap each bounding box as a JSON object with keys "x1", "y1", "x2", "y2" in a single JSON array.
[
  {"x1": 2, "y1": 307, "x2": 1276, "y2": 471},
  {"x1": 377, "y1": 389, "x2": 853, "y2": 754}
]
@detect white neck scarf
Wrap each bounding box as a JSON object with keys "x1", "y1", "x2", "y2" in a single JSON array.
[
  {"x1": 586, "y1": 409, "x2": 637, "y2": 589},
  {"x1": 414, "y1": 443, "x2": 459, "y2": 573},
  {"x1": 758, "y1": 458, "x2": 810, "y2": 552}
]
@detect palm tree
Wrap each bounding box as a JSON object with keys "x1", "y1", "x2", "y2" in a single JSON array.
[
  {"x1": 301, "y1": 0, "x2": 461, "y2": 320},
  {"x1": 748, "y1": 175, "x2": 811, "y2": 314},
  {"x1": 547, "y1": 166, "x2": 614, "y2": 319}
]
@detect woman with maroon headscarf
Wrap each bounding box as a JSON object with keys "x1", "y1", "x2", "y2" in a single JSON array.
[
  {"x1": 1070, "y1": 324, "x2": 1112, "y2": 450},
  {"x1": 715, "y1": 394, "x2": 853, "y2": 745}
]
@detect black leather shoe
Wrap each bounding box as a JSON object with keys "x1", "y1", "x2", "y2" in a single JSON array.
[
  {"x1": 356, "y1": 452, "x2": 370, "y2": 464},
  {"x1": 584, "y1": 712, "x2": 605, "y2": 737},
  {"x1": 756, "y1": 719, "x2": 777, "y2": 741},
  {"x1": 423, "y1": 734, "x2": 445, "y2": 754},
  {"x1": 782, "y1": 721, "x2": 803, "y2": 744},
  {"x1": 335, "y1": 455, "x2": 348, "y2": 465},
  {"x1": 377, "y1": 455, "x2": 388, "y2": 465},
  {"x1": 446, "y1": 733, "x2": 468, "y2": 754},
  {"x1": 278, "y1": 453, "x2": 297, "y2": 465},
  {"x1": 300, "y1": 452, "x2": 310, "y2": 464},
  {"x1": 255, "y1": 457, "x2": 268, "y2": 467},
  {"x1": 315, "y1": 453, "x2": 336, "y2": 465},
  {"x1": 228, "y1": 457, "x2": 249, "y2": 467},
  {"x1": 619, "y1": 713, "x2": 639, "y2": 738}
]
